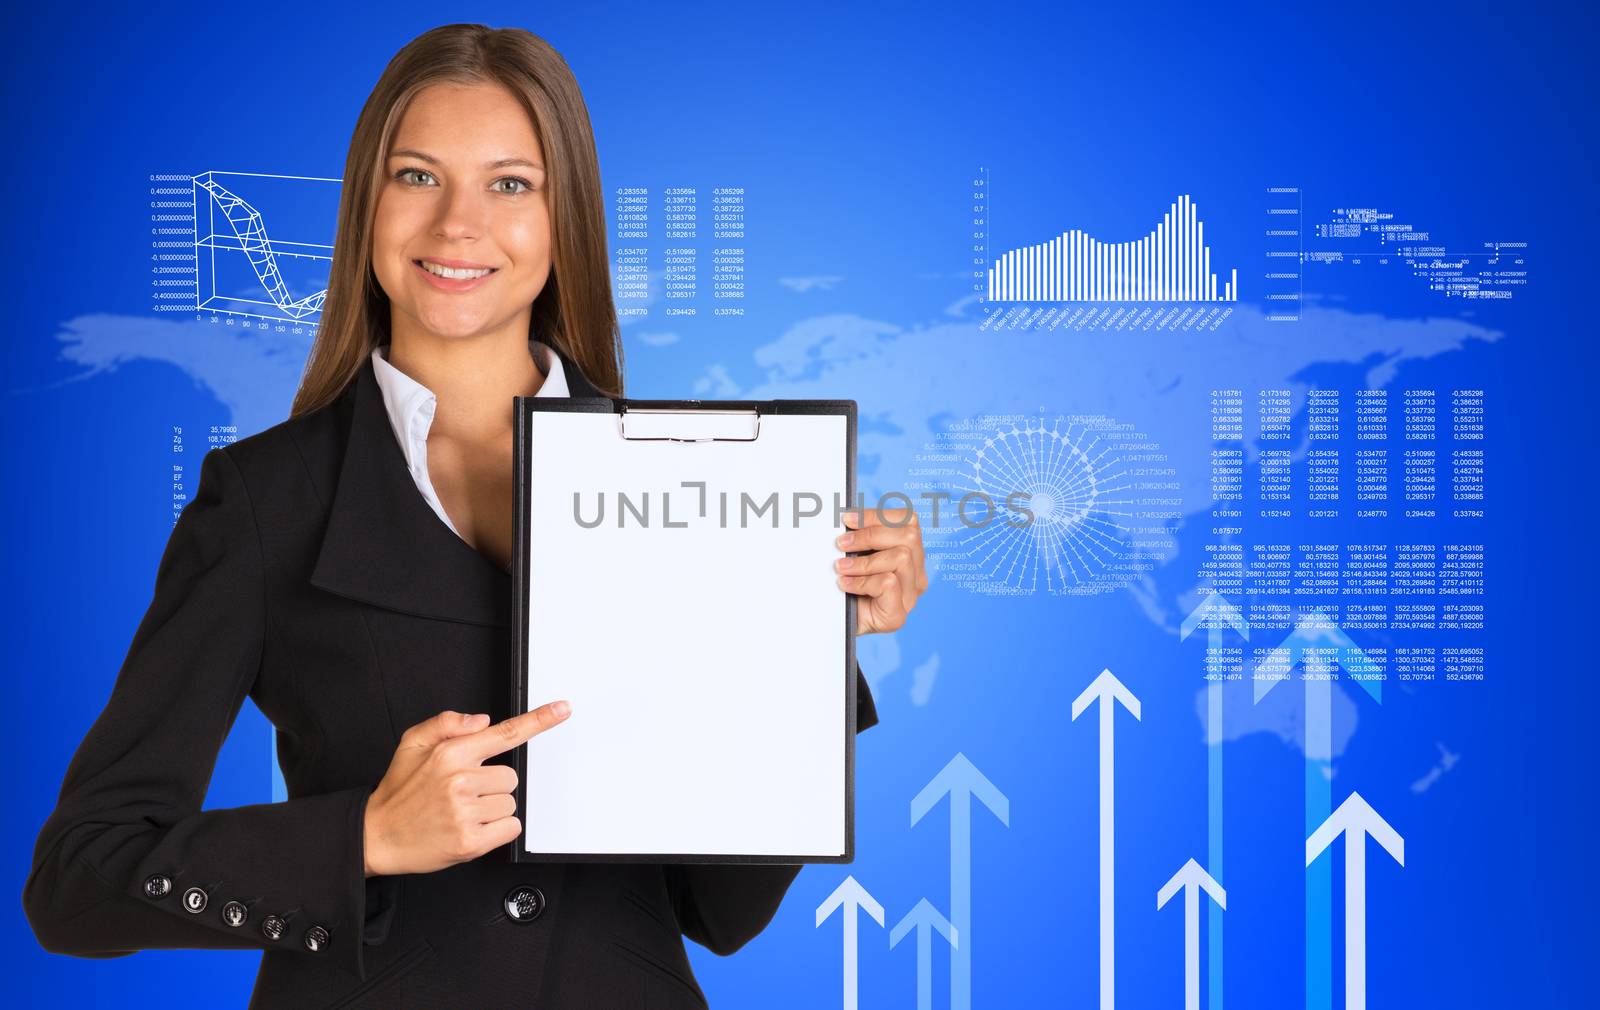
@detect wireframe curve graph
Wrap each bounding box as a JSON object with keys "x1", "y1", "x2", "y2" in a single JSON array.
[{"x1": 192, "y1": 171, "x2": 337, "y2": 324}]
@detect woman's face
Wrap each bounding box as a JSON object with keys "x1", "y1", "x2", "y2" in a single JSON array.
[{"x1": 372, "y1": 81, "x2": 552, "y2": 342}]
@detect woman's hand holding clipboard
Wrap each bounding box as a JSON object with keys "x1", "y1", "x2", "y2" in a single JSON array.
[{"x1": 834, "y1": 507, "x2": 928, "y2": 635}]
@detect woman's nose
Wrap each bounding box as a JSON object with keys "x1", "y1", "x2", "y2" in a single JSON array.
[{"x1": 431, "y1": 182, "x2": 488, "y2": 241}]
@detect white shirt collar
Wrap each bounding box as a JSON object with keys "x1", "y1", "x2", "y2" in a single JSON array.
[{"x1": 369, "y1": 339, "x2": 569, "y2": 538}]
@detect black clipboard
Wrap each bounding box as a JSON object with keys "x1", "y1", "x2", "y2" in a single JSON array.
[{"x1": 509, "y1": 396, "x2": 858, "y2": 864}]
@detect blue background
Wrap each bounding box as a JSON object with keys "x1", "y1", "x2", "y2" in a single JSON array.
[{"x1": 5, "y1": 2, "x2": 1592, "y2": 1006}]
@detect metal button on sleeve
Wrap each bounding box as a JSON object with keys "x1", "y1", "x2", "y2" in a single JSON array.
[
  {"x1": 504, "y1": 885, "x2": 546, "y2": 923},
  {"x1": 260, "y1": 915, "x2": 287, "y2": 941},
  {"x1": 303, "y1": 924, "x2": 331, "y2": 953},
  {"x1": 220, "y1": 901, "x2": 249, "y2": 928},
  {"x1": 143, "y1": 875, "x2": 172, "y2": 900},
  {"x1": 181, "y1": 887, "x2": 208, "y2": 914}
]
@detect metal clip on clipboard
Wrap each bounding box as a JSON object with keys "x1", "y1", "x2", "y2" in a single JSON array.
[{"x1": 616, "y1": 405, "x2": 763, "y2": 443}]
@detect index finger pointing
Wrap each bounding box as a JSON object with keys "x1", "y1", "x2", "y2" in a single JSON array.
[{"x1": 454, "y1": 700, "x2": 572, "y2": 762}]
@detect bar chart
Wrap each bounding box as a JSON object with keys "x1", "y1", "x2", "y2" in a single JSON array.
[{"x1": 985, "y1": 195, "x2": 1238, "y2": 304}]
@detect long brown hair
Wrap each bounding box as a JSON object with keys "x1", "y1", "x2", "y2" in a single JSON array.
[{"x1": 290, "y1": 23, "x2": 623, "y2": 416}]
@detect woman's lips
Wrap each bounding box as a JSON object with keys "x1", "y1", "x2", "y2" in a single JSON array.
[{"x1": 412, "y1": 258, "x2": 498, "y2": 292}]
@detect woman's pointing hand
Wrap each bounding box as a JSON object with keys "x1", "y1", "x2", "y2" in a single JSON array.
[{"x1": 362, "y1": 702, "x2": 571, "y2": 877}]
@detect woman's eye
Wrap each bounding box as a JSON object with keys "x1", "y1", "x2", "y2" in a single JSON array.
[
  {"x1": 392, "y1": 169, "x2": 533, "y2": 194},
  {"x1": 494, "y1": 176, "x2": 534, "y2": 195}
]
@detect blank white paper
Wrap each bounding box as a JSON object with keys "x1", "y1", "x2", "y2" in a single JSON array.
[{"x1": 519, "y1": 409, "x2": 848, "y2": 858}]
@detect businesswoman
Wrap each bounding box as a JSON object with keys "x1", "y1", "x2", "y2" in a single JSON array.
[{"x1": 23, "y1": 23, "x2": 926, "y2": 1009}]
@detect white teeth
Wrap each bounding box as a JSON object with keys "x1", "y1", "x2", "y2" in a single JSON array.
[{"x1": 420, "y1": 261, "x2": 492, "y2": 280}]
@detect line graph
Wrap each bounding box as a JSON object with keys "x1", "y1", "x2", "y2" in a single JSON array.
[{"x1": 191, "y1": 171, "x2": 339, "y2": 324}]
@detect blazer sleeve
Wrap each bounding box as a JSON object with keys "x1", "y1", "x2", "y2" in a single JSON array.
[
  {"x1": 664, "y1": 662, "x2": 879, "y2": 956},
  {"x1": 22, "y1": 446, "x2": 380, "y2": 982}
]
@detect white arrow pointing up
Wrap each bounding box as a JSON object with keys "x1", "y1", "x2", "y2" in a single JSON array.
[
  {"x1": 816, "y1": 875, "x2": 885, "y2": 1010},
  {"x1": 1306, "y1": 792, "x2": 1404, "y2": 1010},
  {"x1": 1181, "y1": 591, "x2": 1249, "y2": 1010},
  {"x1": 891, "y1": 898, "x2": 959, "y2": 1010},
  {"x1": 1157, "y1": 859, "x2": 1227, "y2": 1010},
  {"x1": 1072, "y1": 668, "x2": 1141, "y2": 1010},
  {"x1": 909, "y1": 752, "x2": 1008, "y2": 1010}
]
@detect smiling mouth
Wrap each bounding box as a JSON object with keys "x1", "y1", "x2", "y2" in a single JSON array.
[{"x1": 414, "y1": 259, "x2": 497, "y2": 280}]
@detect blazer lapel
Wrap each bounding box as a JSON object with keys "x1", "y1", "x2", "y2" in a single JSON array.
[
  {"x1": 309, "y1": 342, "x2": 600, "y2": 627},
  {"x1": 549, "y1": 340, "x2": 600, "y2": 398}
]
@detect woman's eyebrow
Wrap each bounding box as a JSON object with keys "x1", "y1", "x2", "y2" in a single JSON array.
[
  {"x1": 388, "y1": 148, "x2": 543, "y2": 170},
  {"x1": 487, "y1": 157, "x2": 544, "y2": 171}
]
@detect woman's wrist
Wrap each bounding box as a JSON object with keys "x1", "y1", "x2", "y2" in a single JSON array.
[{"x1": 362, "y1": 794, "x2": 384, "y2": 878}]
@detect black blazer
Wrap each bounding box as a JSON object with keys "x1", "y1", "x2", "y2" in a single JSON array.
[{"x1": 22, "y1": 343, "x2": 879, "y2": 1009}]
